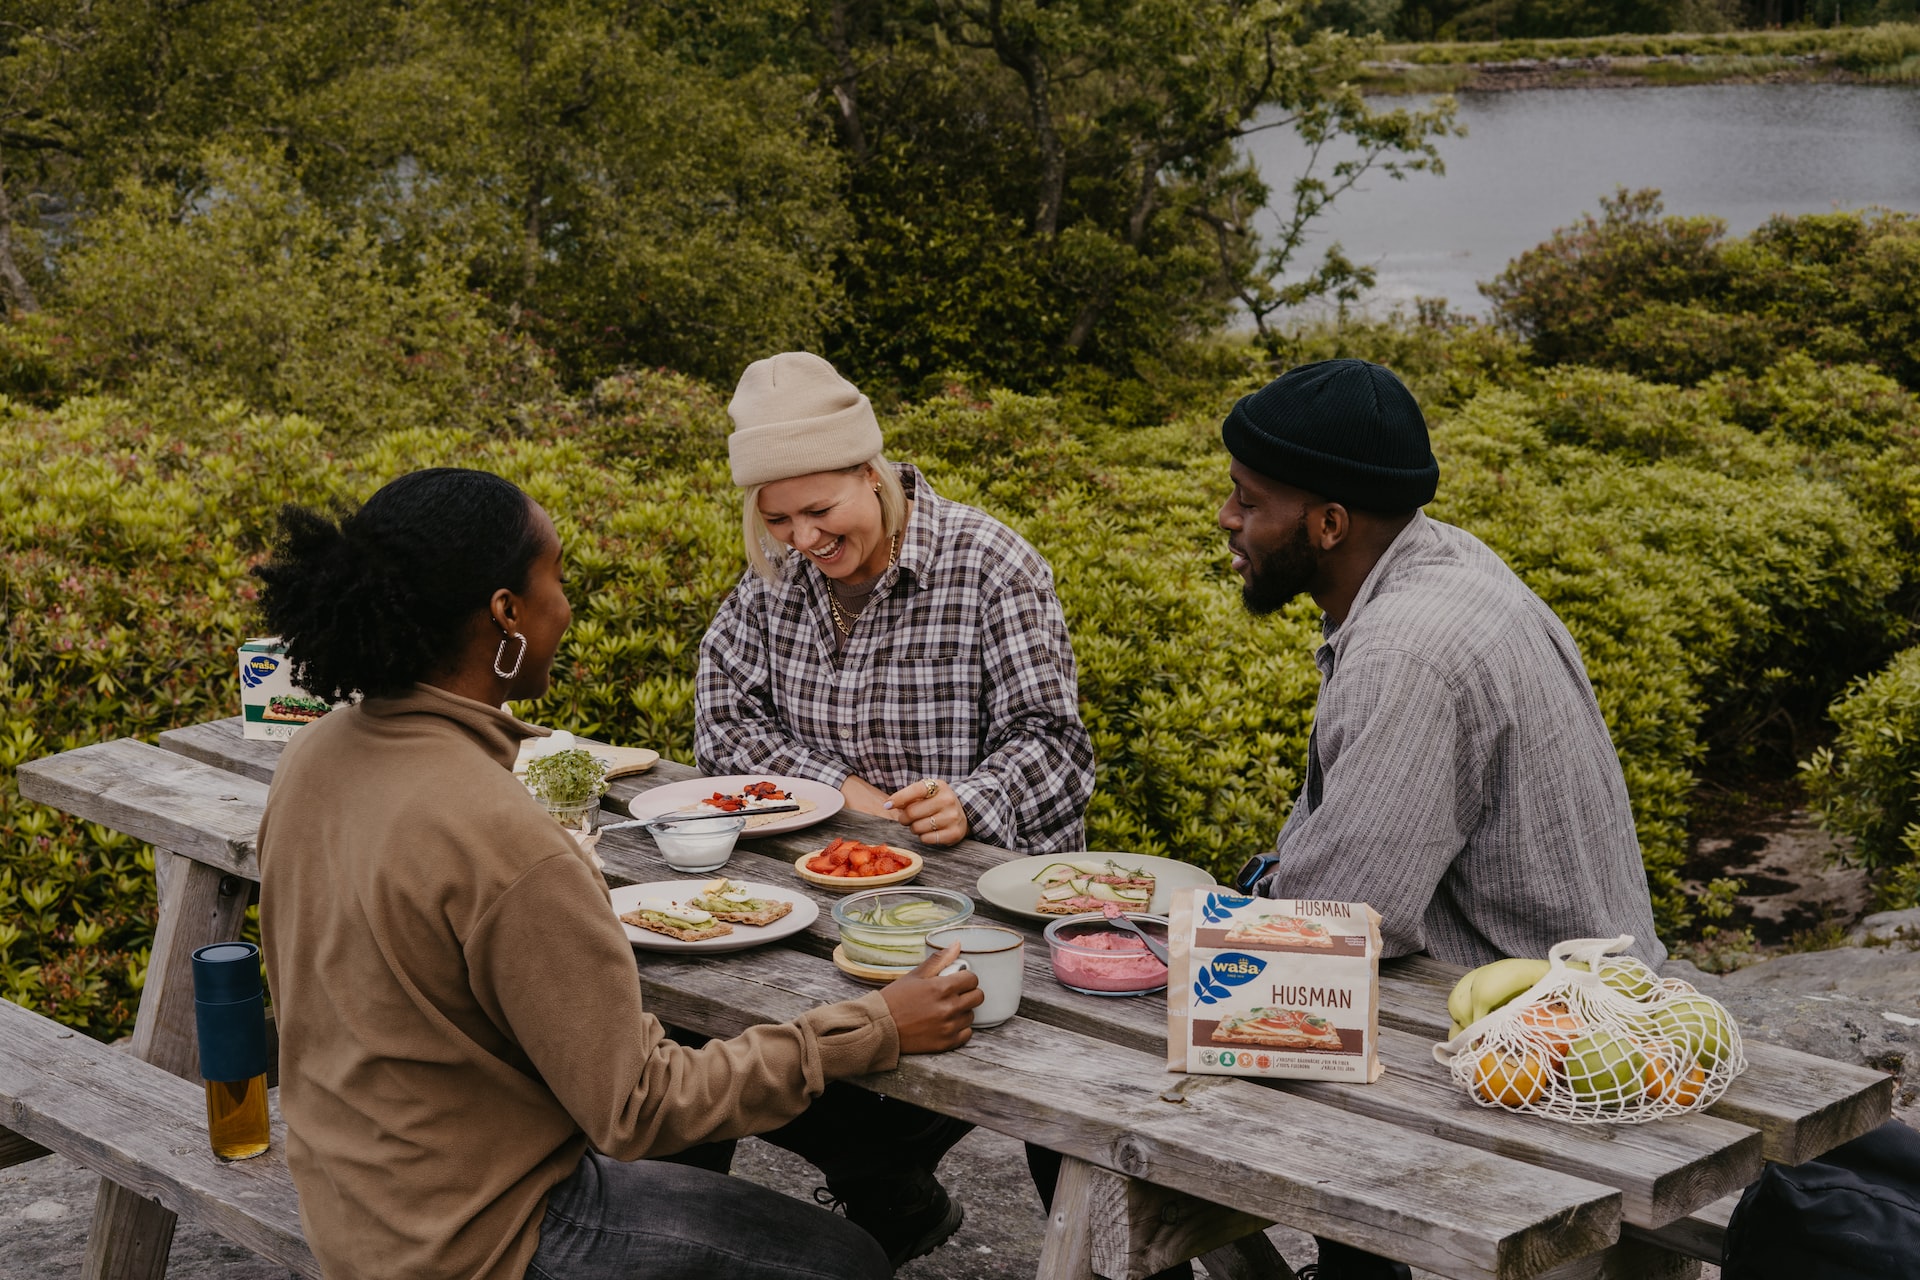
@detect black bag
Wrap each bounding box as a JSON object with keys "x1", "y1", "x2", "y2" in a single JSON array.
[{"x1": 1722, "y1": 1120, "x2": 1920, "y2": 1279}]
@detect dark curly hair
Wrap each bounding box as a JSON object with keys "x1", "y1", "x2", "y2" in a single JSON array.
[{"x1": 253, "y1": 469, "x2": 545, "y2": 701}]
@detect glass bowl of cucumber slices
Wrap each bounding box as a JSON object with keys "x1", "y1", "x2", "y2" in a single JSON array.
[{"x1": 832, "y1": 887, "x2": 974, "y2": 972}]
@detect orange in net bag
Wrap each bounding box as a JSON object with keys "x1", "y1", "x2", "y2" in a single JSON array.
[{"x1": 1433, "y1": 936, "x2": 1746, "y2": 1125}]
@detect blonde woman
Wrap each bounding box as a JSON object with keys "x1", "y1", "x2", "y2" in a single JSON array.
[{"x1": 695, "y1": 351, "x2": 1093, "y2": 854}]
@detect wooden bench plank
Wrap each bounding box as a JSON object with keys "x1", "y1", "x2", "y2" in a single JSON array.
[
  {"x1": 635, "y1": 943, "x2": 1622, "y2": 1280},
  {"x1": 140, "y1": 722, "x2": 1760, "y2": 1229},
  {"x1": 18, "y1": 739, "x2": 264, "y2": 879},
  {"x1": 0, "y1": 997, "x2": 318, "y2": 1278}
]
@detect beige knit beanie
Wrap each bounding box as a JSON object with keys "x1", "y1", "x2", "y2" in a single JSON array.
[{"x1": 726, "y1": 352, "x2": 883, "y2": 487}]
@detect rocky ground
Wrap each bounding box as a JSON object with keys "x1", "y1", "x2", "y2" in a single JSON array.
[{"x1": 5, "y1": 818, "x2": 1912, "y2": 1277}]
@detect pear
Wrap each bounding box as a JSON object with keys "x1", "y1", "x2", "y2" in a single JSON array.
[{"x1": 1647, "y1": 994, "x2": 1734, "y2": 1070}]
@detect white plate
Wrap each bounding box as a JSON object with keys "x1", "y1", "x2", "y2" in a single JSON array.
[
  {"x1": 624, "y1": 775, "x2": 844, "y2": 837},
  {"x1": 611, "y1": 880, "x2": 819, "y2": 954},
  {"x1": 976, "y1": 853, "x2": 1219, "y2": 921}
]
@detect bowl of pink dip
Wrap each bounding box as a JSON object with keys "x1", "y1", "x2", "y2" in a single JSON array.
[{"x1": 1043, "y1": 913, "x2": 1170, "y2": 997}]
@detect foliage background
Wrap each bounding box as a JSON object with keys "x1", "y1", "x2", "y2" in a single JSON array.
[
  {"x1": 7, "y1": 193, "x2": 1920, "y2": 1038},
  {"x1": 1, "y1": 0, "x2": 1918, "y2": 1041}
]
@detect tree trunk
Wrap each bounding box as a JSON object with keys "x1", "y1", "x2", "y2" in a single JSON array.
[
  {"x1": 973, "y1": 1, "x2": 1064, "y2": 238},
  {"x1": 0, "y1": 157, "x2": 40, "y2": 316},
  {"x1": 1065, "y1": 147, "x2": 1165, "y2": 352},
  {"x1": 1022, "y1": 66, "x2": 1065, "y2": 238},
  {"x1": 517, "y1": 2, "x2": 543, "y2": 299},
  {"x1": 821, "y1": 0, "x2": 868, "y2": 162}
]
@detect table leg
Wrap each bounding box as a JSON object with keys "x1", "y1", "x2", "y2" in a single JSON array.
[
  {"x1": 1535, "y1": 1237, "x2": 1703, "y2": 1280},
  {"x1": 1037, "y1": 1154, "x2": 1102, "y2": 1279},
  {"x1": 1034, "y1": 1154, "x2": 1295, "y2": 1280},
  {"x1": 83, "y1": 851, "x2": 251, "y2": 1280}
]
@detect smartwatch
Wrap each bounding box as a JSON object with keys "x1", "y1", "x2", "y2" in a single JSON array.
[{"x1": 1232, "y1": 852, "x2": 1281, "y2": 896}]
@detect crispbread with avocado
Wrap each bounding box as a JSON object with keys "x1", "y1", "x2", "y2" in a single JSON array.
[
  {"x1": 687, "y1": 878, "x2": 794, "y2": 927},
  {"x1": 618, "y1": 898, "x2": 734, "y2": 942}
]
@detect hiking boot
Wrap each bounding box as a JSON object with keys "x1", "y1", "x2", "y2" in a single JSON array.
[{"x1": 814, "y1": 1167, "x2": 965, "y2": 1266}]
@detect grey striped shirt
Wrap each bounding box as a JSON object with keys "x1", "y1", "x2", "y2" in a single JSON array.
[{"x1": 1256, "y1": 514, "x2": 1665, "y2": 969}]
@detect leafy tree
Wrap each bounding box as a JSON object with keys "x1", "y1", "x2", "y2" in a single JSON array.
[{"x1": 678, "y1": 0, "x2": 1456, "y2": 390}]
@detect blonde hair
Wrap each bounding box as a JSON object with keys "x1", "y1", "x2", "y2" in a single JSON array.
[{"x1": 742, "y1": 456, "x2": 908, "y2": 582}]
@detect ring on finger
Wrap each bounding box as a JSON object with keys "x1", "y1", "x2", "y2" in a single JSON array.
[{"x1": 923, "y1": 779, "x2": 939, "y2": 799}]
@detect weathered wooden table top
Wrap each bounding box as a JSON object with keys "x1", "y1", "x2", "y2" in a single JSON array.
[{"x1": 14, "y1": 718, "x2": 1898, "y2": 1280}]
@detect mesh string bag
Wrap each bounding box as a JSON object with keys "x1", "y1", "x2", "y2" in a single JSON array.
[{"x1": 1433, "y1": 936, "x2": 1747, "y2": 1125}]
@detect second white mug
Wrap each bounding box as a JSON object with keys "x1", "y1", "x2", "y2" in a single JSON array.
[{"x1": 925, "y1": 924, "x2": 1026, "y2": 1029}]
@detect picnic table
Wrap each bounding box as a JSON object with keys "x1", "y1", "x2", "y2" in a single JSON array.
[{"x1": 4, "y1": 719, "x2": 1897, "y2": 1280}]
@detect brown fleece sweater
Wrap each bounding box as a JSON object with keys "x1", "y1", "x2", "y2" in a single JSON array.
[{"x1": 257, "y1": 684, "x2": 898, "y2": 1280}]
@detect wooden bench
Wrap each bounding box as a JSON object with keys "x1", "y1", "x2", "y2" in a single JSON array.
[
  {"x1": 13, "y1": 723, "x2": 1897, "y2": 1279},
  {"x1": 0, "y1": 994, "x2": 318, "y2": 1277}
]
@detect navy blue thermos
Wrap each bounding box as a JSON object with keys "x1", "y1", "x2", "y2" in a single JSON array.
[{"x1": 192, "y1": 942, "x2": 270, "y2": 1160}]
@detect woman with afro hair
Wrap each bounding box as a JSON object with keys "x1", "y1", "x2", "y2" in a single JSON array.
[{"x1": 251, "y1": 467, "x2": 978, "y2": 1280}]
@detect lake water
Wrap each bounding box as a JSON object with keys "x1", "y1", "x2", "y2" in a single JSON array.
[{"x1": 1240, "y1": 84, "x2": 1920, "y2": 318}]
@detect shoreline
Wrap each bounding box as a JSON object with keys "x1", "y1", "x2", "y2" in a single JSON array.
[
  {"x1": 1363, "y1": 52, "x2": 1906, "y2": 93},
  {"x1": 1357, "y1": 22, "x2": 1920, "y2": 93}
]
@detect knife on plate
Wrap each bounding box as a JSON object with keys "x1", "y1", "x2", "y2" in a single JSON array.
[{"x1": 599, "y1": 803, "x2": 801, "y2": 832}]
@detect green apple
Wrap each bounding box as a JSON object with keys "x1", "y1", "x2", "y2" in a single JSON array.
[
  {"x1": 1563, "y1": 1029, "x2": 1648, "y2": 1106},
  {"x1": 1647, "y1": 995, "x2": 1733, "y2": 1070},
  {"x1": 1598, "y1": 957, "x2": 1659, "y2": 1001}
]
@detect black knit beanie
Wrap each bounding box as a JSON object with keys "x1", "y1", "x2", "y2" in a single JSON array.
[{"x1": 1221, "y1": 359, "x2": 1438, "y2": 511}]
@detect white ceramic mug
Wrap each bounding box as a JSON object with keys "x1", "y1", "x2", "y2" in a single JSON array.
[{"x1": 925, "y1": 924, "x2": 1026, "y2": 1029}]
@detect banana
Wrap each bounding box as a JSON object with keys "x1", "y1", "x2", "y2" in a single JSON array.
[
  {"x1": 1446, "y1": 957, "x2": 1552, "y2": 1032},
  {"x1": 1470, "y1": 958, "x2": 1552, "y2": 1023},
  {"x1": 1446, "y1": 970, "x2": 1479, "y2": 1030}
]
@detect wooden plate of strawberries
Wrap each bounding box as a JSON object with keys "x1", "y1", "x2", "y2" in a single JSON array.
[{"x1": 793, "y1": 838, "x2": 924, "y2": 891}]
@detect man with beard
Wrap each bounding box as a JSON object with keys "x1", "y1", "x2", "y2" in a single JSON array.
[{"x1": 1216, "y1": 358, "x2": 1663, "y2": 1280}]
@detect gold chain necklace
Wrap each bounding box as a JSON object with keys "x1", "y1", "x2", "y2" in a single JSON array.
[{"x1": 827, "y1": 529, "x2": 900, "y2": 638}]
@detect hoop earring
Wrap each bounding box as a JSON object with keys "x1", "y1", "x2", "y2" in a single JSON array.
[{"x1": 493, "y1": 633, "x2": 528, "y2": 679}]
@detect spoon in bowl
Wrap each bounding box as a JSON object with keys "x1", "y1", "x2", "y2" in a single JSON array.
[{"x1": 1099, "y1": 901, "x2": 1169, "y2": 965}]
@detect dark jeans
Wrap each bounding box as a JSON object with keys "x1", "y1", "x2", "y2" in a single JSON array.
[
  {"x1": 528, "y1": 1148, "x2": 889, "y2": 1280},
  {"x1": 678, "y1": 1081, "x2": 972, "y2": 1190}
]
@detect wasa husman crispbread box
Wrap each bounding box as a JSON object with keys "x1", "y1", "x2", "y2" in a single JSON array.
[
  {"x1": 1167, "y1": 889, "x2": 1383, "y2": 1082},
  {"x1": 238, "y1": 638, "x2": 334, "y2": 741}
]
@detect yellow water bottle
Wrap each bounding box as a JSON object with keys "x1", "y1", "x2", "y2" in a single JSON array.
[{"x1": 192, "y1": 942, "x2": 271, "y2": 1160}]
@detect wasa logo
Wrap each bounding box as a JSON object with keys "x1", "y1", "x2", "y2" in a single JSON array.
[
  {"x1": 1193, "y1": 951, "x2": 1265, "y2": 1005},
  {"x1": 240, "y1": 654, "x2": 280, "y2": 689}
]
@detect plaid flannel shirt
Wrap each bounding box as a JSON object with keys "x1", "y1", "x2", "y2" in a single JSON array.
[{"x1": 695, "y1": 464, "x2": 1093, "y2": 855}]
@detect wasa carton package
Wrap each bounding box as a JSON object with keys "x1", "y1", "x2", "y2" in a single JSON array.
[
  {"x1": 238, "y1": 638, "x2": 332, "y2": 741},
  {"x1": 1167, "y1": 889, "x2": 1383, "y2": 1082}
]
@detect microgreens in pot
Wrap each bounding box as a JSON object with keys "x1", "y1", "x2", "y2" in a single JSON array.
[{"x1": 524, "y1": 748, "x2": 610, "y2": 808}]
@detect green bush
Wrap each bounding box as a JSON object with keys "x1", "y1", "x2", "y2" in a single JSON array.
[
  {"x1": 40, "y1": 150, "x2": 556, "y2": 447},
  {"x1": 1428, "y1": 378, "x2": 1904, "y2": 930},
  {"x1": 1485, "y1": 193, "x2": 1920, "y2": 390},
  {"x1": 1802, "y1": 646, "x2": 1920, "y2": 909},
  {"x1": 14, "y1": 345, "x2": 1917, "y2": 1034}
]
